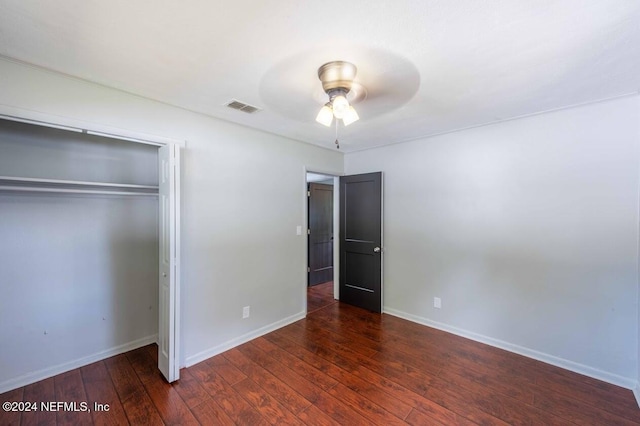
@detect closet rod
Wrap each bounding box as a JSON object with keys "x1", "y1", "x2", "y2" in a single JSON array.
[
  {"x1": 0, "y1": 175, "x2": 159, "y2": 190},
  {"x1": 0, "y1": 186, "x2": 158, "y2": 197}
]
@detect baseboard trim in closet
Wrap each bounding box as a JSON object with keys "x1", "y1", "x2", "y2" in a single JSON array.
[
  {"x1": 0, "y1": 333, "x2": 158, "y2": 394},
  {"x1": 185, "y1": 310, "x2": 306, "y2": 368}
]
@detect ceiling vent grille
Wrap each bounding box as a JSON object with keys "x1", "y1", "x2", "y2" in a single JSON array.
[{"x1": 225, "y1": 100, "x2": 261, "y2": 114}]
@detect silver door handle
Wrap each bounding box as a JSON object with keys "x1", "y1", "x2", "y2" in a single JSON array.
[{"x1": 374, "y1": 247, "x2": 381, "y2": 253}]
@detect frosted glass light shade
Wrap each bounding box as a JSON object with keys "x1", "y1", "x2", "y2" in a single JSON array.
[
  {"x1": 342, "y1": 106, "x2": 360, "y2": 126},
  {"x1": 315, "y1": 104, "x2": 333, "y2": 127},
  {"x1": 331, "y1": 95, "x2": 349, "y2": 119}
]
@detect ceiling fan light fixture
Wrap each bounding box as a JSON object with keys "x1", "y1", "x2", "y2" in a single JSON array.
[
  {"x1": 331, "y1": 94, "x2": 350, "y2": 119},
  {"x1": 342, "y1": 106, "x2": 360, "y2": 126},
  {"x1": 316, "y1": 103, "x2": 333, "y2": 127}
]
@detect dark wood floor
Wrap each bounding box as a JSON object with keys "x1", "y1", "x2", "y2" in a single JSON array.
[
  {"x1": 307, "y1": 281, "x2": 337, "y2": 314},
  {"x1": 2, "y1": 288, "x2": 639, "y2": 425}
]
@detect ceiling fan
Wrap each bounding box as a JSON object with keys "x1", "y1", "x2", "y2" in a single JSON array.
[{"x1": 315, "y1": 61, "x2": 360, "y2": 127}]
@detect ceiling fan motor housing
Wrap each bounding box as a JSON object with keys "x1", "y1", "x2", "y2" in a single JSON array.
[{"x1": 318, "y1": 61, "x2": 357, "y2": 94}]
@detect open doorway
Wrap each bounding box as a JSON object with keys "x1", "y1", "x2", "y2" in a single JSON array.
[{"x1": 306, "y1": 171, "x2": 338, "y2": 313}]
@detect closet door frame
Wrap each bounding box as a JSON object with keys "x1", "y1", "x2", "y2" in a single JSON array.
[{"x1": 0, "y1": 107, "x2": 184, "y2": 382}]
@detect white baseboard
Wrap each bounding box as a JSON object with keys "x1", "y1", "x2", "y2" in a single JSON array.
[
  {"x1": 383, "y1": 307, "x2": 636, "y2": 390},
  {"x1": 185, "y1": 311, "x2": 306, "y2": 367},
  {"x1": 0, "y1": 334, "x2": 158, "y2": 394}
]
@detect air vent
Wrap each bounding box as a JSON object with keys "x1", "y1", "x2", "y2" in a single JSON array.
[{"x1": 225, "y1": 100, "x2": 261, "y2": 114}]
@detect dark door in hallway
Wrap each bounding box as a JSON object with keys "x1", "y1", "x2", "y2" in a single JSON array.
[
  {"x1": 339, "y1": 172, "x2": 383, "y2": 312},
  {"x1": 308, "y1": 182, "x2": 334, "y2": 286}
]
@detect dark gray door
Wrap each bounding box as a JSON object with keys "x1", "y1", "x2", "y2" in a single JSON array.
[
  {"x1": 308, "y1": 182, "x2": 334, "y2": 286},
  {"x1": 339, "y1": 172, "x2": 382, "y2": 312}
]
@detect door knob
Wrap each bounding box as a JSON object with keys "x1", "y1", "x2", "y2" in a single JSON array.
[
  {"x1": 162, "y1": 272, "x2": 167, "y2": 277},
  {"x1": 374, "y1": 247, "x2": 381, "y2": 253}
]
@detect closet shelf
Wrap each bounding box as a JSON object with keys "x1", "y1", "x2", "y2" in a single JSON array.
[{"x1": 0, "y1": 175, "x2": 159, "y2": 196}]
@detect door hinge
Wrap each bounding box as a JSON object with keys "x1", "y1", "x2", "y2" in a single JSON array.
[
  {"x1": 307, "y1": 229, "x2": 311, "y2": 235},
  {"x1": 307, "y1": 267, "x2": 310, "y2": 273},
  {"x1": 307, "y1": 191, "x2": 311, "y2": 197}
]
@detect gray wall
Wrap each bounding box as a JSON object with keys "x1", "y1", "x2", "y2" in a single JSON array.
[
  {"x1": 346, "y1": 95, "x2": 640, "y2": 385},
  {"x1": 0, "y1": 58, "x2": 344, "y2": 390}
]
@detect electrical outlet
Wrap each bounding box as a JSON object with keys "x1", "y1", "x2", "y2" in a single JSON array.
[
  {"x1": 242, "y1": 306, "x2": 250, "y2": 319},
  {"x1": 434, "y1": 297, "x2": 441, "y2": 309}
]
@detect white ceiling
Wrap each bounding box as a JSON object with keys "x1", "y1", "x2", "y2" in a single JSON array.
[{"x1": 1, "y1": 1, "x2": 639, "y2": 153}]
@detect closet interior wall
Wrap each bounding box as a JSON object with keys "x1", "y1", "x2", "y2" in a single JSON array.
[{"x1": 0, "y1": 119, "x2": 159, "y2": 389}]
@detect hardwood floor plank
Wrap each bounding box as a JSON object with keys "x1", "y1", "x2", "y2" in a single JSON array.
[
  {"x1": 534, "y1": 387, "x2": 639, "y2": 426},
  {"x1": 311, "y1": 391, "x2": 375, "y2": 425},
  {"x1": 437, "y1": 360, "x2": 535, "y2": 404},
  {"x1": 233, "y1": 378, "x2": 304, "y2": 425},
  {"x1": 246, "y1": 339, "x2": 335, "y2": 402},
  {"x1": 190, "y1": 398, "x2": 236, "y2": 425},
  {"x1": 224, "y1": 347, "x2": 312, "y2": 414},
  {"x1": 277, "y1": 324, "x2": 377, "y2": 370},
  {"x1": 405, "y1": 407, "x2": 447, "y2": 426},
  {"x1": 307, "y1": 281, "x2": 336, "y2": 314},
  {"x1": 125, "y1": 346, "x2": 157, "y2": 384},
  {"x1": 0, "y1": 386, "x2": 22, "y2": 426},
  {"x1": 296, "y1": 404, "x2": 343, "y2": 426},
  {"x1": 249, "y1": 336, "x2": 340, "y2": 392},
  {"x1": 313, "y1": 309, "x2": 385, "y2": 343},
  {"x1": 145, "y1": 344, "x2": 158, "y2": 364},
  {"x1": 326, "y1": 382, "x2": 408, "y2": 425},
  {"x1": 372, "y1": 345, "x2": 444, "y2": 377},
  {"x1": 120, "y1": 388, "x2": 164, "y2": 426},
  {"x1": 423, "y1": 385, "x2": 513, "y2": 426},
  {"x1": 429, "y1": 375, "x2": 572, "y2": 425},
  {"x1": 80, "y1": 361, "x2": 129, "y2": 425},
  {"x1": 534, "y1": 372, "x2": 640, "y2": 422},
  {"x1": 296, "y1": 318, "x2": 382, "y2": 357},
  {"x1": 53, "y1": 369, "x2": 93, "y2": 425},
  {"x1": 172, "y1": 367, "x2": 211, "y2": 409},
  {"x1": 261, "y1": 328, "x2": 419, "y2": 421},
  {"x1": 104, "y1": 354, "x2": 143, "y2": 403},
  {"x1": 189, "y1": 361, "x2": 270, "y2": 425},
  {"x1": 140, "y1": 371, "x2": 199, "y2": 425},
  {"x1": 205, "y1": 353, "x2": 247, "y2": 385},
  {"x1": 350, "y1": 364, "x2": 476, "y2": 426},
  {"x1": 268, "y1": 324, "x2": 434, "y2": 396},
  {"x1": 19, "y1": 377, "x2": 56, "y2": 426},
  {"x1": 303, "y1": 311, "x2": 384, "y2": 351}
]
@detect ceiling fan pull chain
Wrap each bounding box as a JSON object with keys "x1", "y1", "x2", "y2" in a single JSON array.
[{"x1": 335, "y1": 119, "x2": 340, "y2": 149}]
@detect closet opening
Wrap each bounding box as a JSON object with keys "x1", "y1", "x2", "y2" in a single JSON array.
[{"x1": 0, "y1": 115, "x2": 181, "y2": 393}]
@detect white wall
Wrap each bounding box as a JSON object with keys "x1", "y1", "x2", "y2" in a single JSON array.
[
  {"x1": 346, "y1": 95, "x2": 640, "y2": 386},
  {"x1": 0, "y1": 58, "x2": 343, "y2": 390}
]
